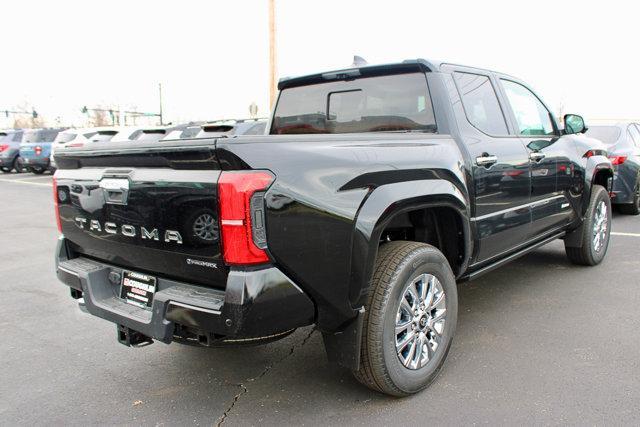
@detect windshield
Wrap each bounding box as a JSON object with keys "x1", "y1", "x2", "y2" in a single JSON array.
[
  {"x1": 23, "y1": 129, "x2": 62, "y2": 143},
  {"x1": 271, "y1": 72, "x2": 437, "y2": 135},
  {"x1": 586, "y1": 126, "x2": 621, "y2": 145}
]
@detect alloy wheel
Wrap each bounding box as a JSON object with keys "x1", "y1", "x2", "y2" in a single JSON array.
[
  {"x1": 395, "y1": 273, "x2": 447, "y2": 370},
  {"x1": 592, "y1": 200, "x2": 608, "y2": 252}
]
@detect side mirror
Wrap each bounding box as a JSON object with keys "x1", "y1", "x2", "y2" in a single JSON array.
[
  {"x1": 527, "y1": 139, "x2": 553, "y2": 151},
  {"x1": 564, "y1": 114, "x2": 587, "y2": 134}
]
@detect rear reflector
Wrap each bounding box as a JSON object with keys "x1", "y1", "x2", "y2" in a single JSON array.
[
  {"x1": 218, "y1": 171, "x2": 274, "y2": 265},
  {"x1": 53, "y1": 178, "x2": 62, "y2": 233},
  {"x1": 35, "y1": 146, "x2": 42, "y2": 156},
  {"x1": 608, "y1": 155, "x2": 627, "y2": 165}
]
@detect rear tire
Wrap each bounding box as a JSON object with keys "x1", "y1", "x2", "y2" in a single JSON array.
[
  {"x1": 31, "y1": 166, "x2": 45, "y2": 175},
  {"x1": 0, "y1": 166, "x2": 11, "y2": 173},
  {"x1": 565, "y1": 185, "x2": 611, "y2": 265},
  {"x1": 354, "y1": 241, "x2": 458, "y2": 396},
  {"x1": 617, "y1": 180, "x2": 640, "y2": 215},
  {"x1": 14, "y1": 157, "x2": 25, "y2": 173}
]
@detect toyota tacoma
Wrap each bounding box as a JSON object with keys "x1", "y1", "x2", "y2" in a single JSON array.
[{"x1": 53, "y1": 59, "x2": 613, "y2": 396}]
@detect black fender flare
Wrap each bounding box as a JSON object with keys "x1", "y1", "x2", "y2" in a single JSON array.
[
  {"x1": 565, "y1": 156, "x2": 612, "y2": 247},
  {"x1": 322, "y1": 179, "x2": 472, "y2": 370},
  {"x1": 583, "y1": 155, "x2": 613, "y2": 215}
]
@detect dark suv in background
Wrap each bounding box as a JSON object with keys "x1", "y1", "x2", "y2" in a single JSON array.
[
  {"x1": 587, "y1": 123, "x2": 640, "y2": 214},
  {"x1": 0, "y1": 129, "x2": 25, "y2": 173}
]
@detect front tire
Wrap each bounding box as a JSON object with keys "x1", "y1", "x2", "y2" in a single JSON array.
[
  {"x1": 565, "y1": 185, "x2": 612, "y2": 265},
  {"x1": 354, "y1": 241, "x2": 458, "y2": 396}
]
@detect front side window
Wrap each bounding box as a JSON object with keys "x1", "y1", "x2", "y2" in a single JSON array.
[
  {"x1": 501, "y1": 80, "x2": 555, "y2": 136},
  {"x1": 272, "y1": 72, "x2": 436, "y2": 134},
  {"x1": 453, "y1": 72, "x2": 508, "y2": 135}
]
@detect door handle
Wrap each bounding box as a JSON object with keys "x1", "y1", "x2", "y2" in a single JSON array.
[
  {"x1": 476, "y1": 155, "x2": 498, "y2": 167},
  {"x1": 529, "y1": 152, "x2": 546, "y2": 162}
]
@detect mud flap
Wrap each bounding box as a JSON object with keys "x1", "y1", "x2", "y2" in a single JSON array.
[{"x1": 321, "y1": 306, "x2": 365, "y2": 371}]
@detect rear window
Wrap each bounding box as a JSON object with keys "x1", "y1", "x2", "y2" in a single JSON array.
[
  {"x1": 134, "y1": 129, "x2": 166, "y2": 142},
  {"x1": 24, "y1": 129, "x2": 61, "y2": 143},
  {"x1": 271, "y1": 72, "x2": 436, "y2": 134},
  {"x1": 240, "y1": 122, "x2": 267, "y2": 135},
  {"x1": 586, "y1": 126, "x2": 621, "y2": 145},
  {"x1": 55, "y1": 132, "x2": 77, "y2": 144},
  {"x1": 92, "y1": 131, "x2": 118, "y2": 142}
]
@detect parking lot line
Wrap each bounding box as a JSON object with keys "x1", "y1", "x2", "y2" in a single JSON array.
[
  {"x1": 0, "y1": 178, "x2": 51, "y2": 187},
  {"x1": 611, "y1": 231, "x2": 640, "y2": 237}
]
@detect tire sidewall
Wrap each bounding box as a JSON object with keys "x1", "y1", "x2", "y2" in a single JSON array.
[{"x1": 381, "y1": 247, "x2": 458, "y2": 394}]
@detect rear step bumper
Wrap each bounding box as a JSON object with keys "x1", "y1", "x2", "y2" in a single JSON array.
[{"x1": 55, "y1": 236, "x2": 315, "y2": 345}]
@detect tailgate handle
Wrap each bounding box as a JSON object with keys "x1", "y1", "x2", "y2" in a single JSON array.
[{"x1": 99, "y1": 178, "x2": 130, "y2": 205}]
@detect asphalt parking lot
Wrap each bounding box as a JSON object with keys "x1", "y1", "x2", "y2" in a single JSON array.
[{"x1": 1, "y1": 172, "x2": 639, "y2": 425}]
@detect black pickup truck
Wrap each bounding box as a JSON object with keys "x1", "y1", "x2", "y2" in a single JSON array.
[{"x1": 53, "y1": 59, "x2": 613, "y2": 396}]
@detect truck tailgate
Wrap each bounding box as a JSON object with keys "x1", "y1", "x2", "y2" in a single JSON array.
[{"x1": 55, "y1": 145, "x2": 227, "y2": 288}]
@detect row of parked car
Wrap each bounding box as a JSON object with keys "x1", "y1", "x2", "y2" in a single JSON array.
[
  {"x1": 0, "y1": 119, "x2": 267, "y2": 175},
  {"x1": 2, "y1": 117, "x2": 639, "y2": 215}
]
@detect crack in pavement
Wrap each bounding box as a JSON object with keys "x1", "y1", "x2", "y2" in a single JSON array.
[{"x1": 215, "y1": 328, "x2": 316, "y2": 426}]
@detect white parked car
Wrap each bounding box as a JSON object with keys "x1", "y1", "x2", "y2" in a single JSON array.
[{"x1": 50, "y1": 127, "x2": 120, "y2": 169}]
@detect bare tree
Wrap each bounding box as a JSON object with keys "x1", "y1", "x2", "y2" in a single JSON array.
[{"x1": 92, "y1": 109, "x2": 111, "y2": 127}]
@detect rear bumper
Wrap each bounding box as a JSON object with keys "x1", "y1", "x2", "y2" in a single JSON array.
[
  {"x1": 22, "y1": 157, "x2": 50, "y2": 169},
  {"x1": 55, "y1": 236, "x2": 315, "y2": 344},
  {"x1": 0, "y1": 156, "x2": 15, "y2": 168}
]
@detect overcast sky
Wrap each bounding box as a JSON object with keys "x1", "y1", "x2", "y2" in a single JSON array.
[{"x1": 1, "y1": 0, "x2": 637, "y2": 127}]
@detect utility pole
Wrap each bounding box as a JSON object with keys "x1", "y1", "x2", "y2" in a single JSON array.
[
  {"x1": 269, "y1": 0, "x2": 277, "y2": 109},
  {"x1": 158, "y1": 83, "x2": 164, "y2": 125}
]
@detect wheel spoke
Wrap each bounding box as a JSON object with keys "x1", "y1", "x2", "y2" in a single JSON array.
[
  {"x1": 408, "y1": 283, "x2": 420, "y2": 309},
  {"x1": 412, "y1": 334, "x2": 425, "y2": 369},
  {"x1": 396, "y1": 330, "x2": 416, "y2": 353},
  {"x1": 429, "y1": 292, "x2": 445, "y2": 311},
  {"x1": 400, "y1": 336, "x2": 418, "y2": 367},
  {"x1": 431, "y1": 308, "x2": 446, "y2": 323},
  {"x1": 400, "y1": 297, "x2": 413, "y2": 315},
  {"x1": 395, "y1": 320, "x2": 412, "y2": 335},
  {"x1": 423, "y1": 276, "x2": 435, "y2": 308}
]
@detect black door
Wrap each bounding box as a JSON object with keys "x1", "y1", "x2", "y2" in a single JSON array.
[
  {"x1": 499, "y1": 78, "x2": 572, "y2": 237},
  {"x1": 451, "y1": 71, "x2": 531, "y2": 264}
]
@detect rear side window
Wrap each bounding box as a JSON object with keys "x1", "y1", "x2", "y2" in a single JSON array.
[
  {"x1": 271, "y1": 72, "x2": 436, "y2": 134},
  {"x1": 453, "y1": 72, "x2": 508, "y2": 135}
]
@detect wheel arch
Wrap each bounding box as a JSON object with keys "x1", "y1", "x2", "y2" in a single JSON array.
[{"x1": 349, "y1": 179, "x2": 472, "y2": 309}]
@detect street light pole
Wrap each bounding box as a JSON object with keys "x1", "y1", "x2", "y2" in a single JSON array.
[
  {"x1": 269, "y1": 0, "x2": 277, "y2": 110},
  {"x1": 158, "y1": 83, "x2": 164, "y2": 125}
]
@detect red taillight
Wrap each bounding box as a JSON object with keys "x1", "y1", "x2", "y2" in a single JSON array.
[
  {"x1": 53, "y1": 178, "x2": 62, "y2": 233},
  {"x1": 218, "y1": 171, "x2": 274, "y2": 265},
  {"x1": 35, "y1": 145, "x2": 42, "y2": 156},
  {"x1": 0, "y1": 144, "x2": 8, "y2": 153},
  {"x1": 608, "y1": 155, "x2": 627, "y2": 165}
]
